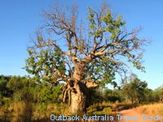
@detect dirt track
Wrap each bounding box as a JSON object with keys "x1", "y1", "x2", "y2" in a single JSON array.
[{"x1": 119, "y1": 109, "x2": 162, "y2": 122}]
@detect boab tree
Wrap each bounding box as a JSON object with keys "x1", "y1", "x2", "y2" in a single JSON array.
[{"x1": 25, "y1": 4, "x2": 145, "y2": 114}]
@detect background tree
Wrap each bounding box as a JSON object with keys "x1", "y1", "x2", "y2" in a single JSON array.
[
  {"x1": 153, "y1": 85, "x2": 163, "y2": 102},
  {"x1": 25, "y1": 3, "x2": 146, "y2": 114},
  {"x1": 122, "y1": 74, "x2": 148, "y2": 104},
  {"x1": 104, "y1": 88, "x2": 125, "y2": 103}
]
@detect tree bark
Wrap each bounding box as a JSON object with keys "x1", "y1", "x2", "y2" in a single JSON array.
[
  {"x1": 70, "y1": 61, "x2": 87, "y2": 114},
  {"x1": 63, "y1": 60, "x2": 98, "y2": 114},
  {"x1": 62, "y1": 60, "x2": 89, "y2": 114},
  {"x1": 70, "y1": 81, "x2": 87, "y2": 114}
]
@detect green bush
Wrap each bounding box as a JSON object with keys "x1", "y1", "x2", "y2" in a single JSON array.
[{"x1": 33, "y1": 84, "x2": 62, "y2": 103}]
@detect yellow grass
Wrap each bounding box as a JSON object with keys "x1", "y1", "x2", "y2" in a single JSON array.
[
  {"x1": 32, "y1": 103, "x2": 70, "y2": 120},
  {"x1": 0, "y1": 101, "x2": 70, "y2": 121},
  {"x1": 135, "y1": 103, "x2": 163, "y2": 116},
  {"x1": 1, "y1": 101, "x2": 162, "y2": 121}
]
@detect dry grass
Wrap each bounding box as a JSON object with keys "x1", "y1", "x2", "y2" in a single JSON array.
[
  {"x1": 135, "y1": 103, "x2": 163, "y2": 116},
  {"x1": 32, "y1": 103, "x2": 70, "y2": 121},
  {"x1": 1, "y1": 102, "x2": 70, "y2": 122},
  {"x1": 1, "y1": 101, "x2": 162, "y2": 122},
  {"x1": 86, "y1": 101, "x2": 137, "y2": 115},
  {"x1": 0, "y1": 101, "x2": 32, "y2": 122}
]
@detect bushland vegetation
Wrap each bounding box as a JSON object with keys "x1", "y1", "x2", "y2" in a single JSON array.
[{"x1": 0, "y1": 74, "x2": 162, "y2": 121}]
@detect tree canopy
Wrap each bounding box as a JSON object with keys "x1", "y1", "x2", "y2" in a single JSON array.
[{"x1": 25, "y1": 4, "x2": 145, "y2": 87}]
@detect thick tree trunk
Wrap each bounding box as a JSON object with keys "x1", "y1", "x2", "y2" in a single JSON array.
[
  {"x1": 63, "y1": 60, "x2": 97, "y2": 114},
  {"x1": 70, "y1": 61, "x2": 88, "y2": 114},
  {"x1": 63, "y1": 80, "x2": 97, "y2": 114},
  {"x1": 70, "y1": 81, "x2": 87, "y2": 114},
  {"x1": 69, "y1": 81, "x2": 97, "y2": 114},
  {"x1": 62, "y1": 61, "x2": 88, "y2": 114}
]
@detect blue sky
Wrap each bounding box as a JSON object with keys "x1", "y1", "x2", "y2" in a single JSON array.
[{"x1": 0, "y1": 0, "x2": 162, "y2": 89}]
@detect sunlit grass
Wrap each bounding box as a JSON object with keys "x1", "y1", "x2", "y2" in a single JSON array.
[
  {"x1": 135, "y1": 103, "x2": 163, "y2": 116},
  {"x1": 1, "y1": 101, "x2": 162, "y2": 121}
]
